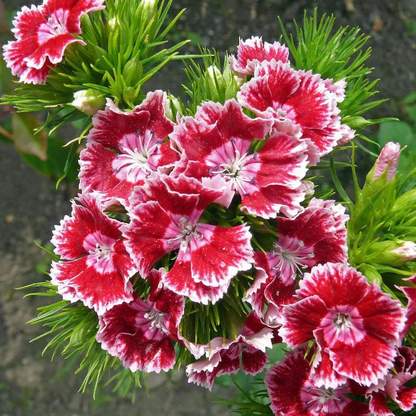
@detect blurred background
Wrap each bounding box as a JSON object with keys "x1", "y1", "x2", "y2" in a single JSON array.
[{"x1": 0, "y1": 0, "x2": 416, "y2": 415}]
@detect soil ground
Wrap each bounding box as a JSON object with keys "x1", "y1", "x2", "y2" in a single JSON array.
[{"x1": 1, "y1": 0, "x2": 416, "y2": 415}]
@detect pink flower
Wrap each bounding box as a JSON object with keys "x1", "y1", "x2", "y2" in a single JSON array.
[
  {"x1": 50, "y1": 193, "x2": 137, "y2": 315},
  {"x1": 97, "y1": 268, "x2": 185, "y2": 373},
  {"x1": 374, "y1": 142, "x2": 401, "y2": 181},
  {"x1": 367, "y1": 346, "x2": 416, "y2": 415},
  {"x1": 79, "y1": 91, "x2": 178, "y2": 207},
  {"x1": 265, "y1": 347, "x2": 370, "y2": 416},
  {"x1": 244, "y1": 198, "x2": 349, "y2": 324},
  {"x1": 279, "y1": 263, "x2": 406, "y2": 388},
  {"x1": 238, "y1": 61, "x2": 345, "y2": 165},
  {"x1": 229, "y1": 36, "x2": 289, "y2": 77},
  {"x1": 122, "y1": 174, "x2": 254, "y2": 304},
  {"x1": 3, "y1": 0, "x2": 105, "y2": 84},
  {"x1": 171, "y1": 99, "x2": 308, "y2": 219},
  {"x1": 186, "y1": 312, "x2": 273, "y2": 390}
]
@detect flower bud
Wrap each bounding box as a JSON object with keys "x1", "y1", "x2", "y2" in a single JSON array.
[
  {"x1": 391, "y1": 241, "x2": 416, "y2": 263},
  {"x1": 205, "y1": 65, "x2": 226, "y2": 102},
  {"x1": 373, "y1": 142, "x2": 401, "y2": 181},
  {"x1": 364, "y1": 240, "x2": 416, "y2": 266},
  {"x1": 360, "y1": 264, "x2": 383, "y2": 284},
  {"x1": 138, "y1": 0, "x2": 158, "y2": 37},
  {"x1": 164, "y1": 95, "x2": 182, "y2": 121},
  {"x1": 122, "y1": 57, "x2": 143, "y2": 87},
  {"x1": 72, "y1": 89, "x2": 106, "y2": 116}
]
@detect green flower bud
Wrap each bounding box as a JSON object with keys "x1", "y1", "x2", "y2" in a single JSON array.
[
  {"x1": 205, "y1": 65, "x2": 226, "y2": 102},
  {"x1": 359, "y1": 264, "x2": 383, "y2": 284},
  {"x1": 72, "y1": 89, "x2": 106, "y2": 116},
  {"x1": 364, "y1": 240, "x2": 416, "y2": 266},
  {"x1": 392, "y1": 189, "x2": 416, "y2": 215},
  {"x1": 122, "y1": 57, "x2": 143, "y2": 87},
  {"x1": 343, "y1": 116, "x2": 372, "y2": 130},
  {"x1": 123, "y1": 86, "x2": 139, "y2": 105},
  {"x1": 165, "y1": 95, "x2": 182, "y2": 121},
  {"x1": 138, "y1": 0, "x2": 159, "y2": 38}
]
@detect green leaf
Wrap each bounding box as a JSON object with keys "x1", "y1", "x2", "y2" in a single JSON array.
[
  {"x1": 378, "y1": 121, "x2": 414, "y2": 147},
  {"x1": 12, "y1": 113, "x2": 48, "y2": 160},
  {"x1": 18, "y1": 136, "x2": 78, "y2": 182}
]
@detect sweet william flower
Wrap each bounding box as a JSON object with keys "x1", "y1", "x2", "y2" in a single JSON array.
[
  {"x1": 3, "y1": 0, "x2": 105, "y2": 84},
  {"x1": 367, "y1": 346, "x2": 416, "y2": 415},
  {"x1": 244, "y1": 199, "x2": 349, "y2": 324},
  {"x1": 279, "y1": 263, "x2": 406, "y2": 389},
  {"x1": 50, "y1": 193, "x2": 137, "y2": 315},
  {"x1": 79, "y1": 91, "x2": 179, "y2": 207},
  {"x1": 122, "y1": 174, "x2": 254, "y2": 304},
  {"x1": 97, "y1": 268, "x2": 185, "y2": 373},
  {"x1": 229, "y1": 36, "x2": 289, "y2": 77},
  {"x1": 186, "y1": 312, "x2": 273, "y2": 390},
  {"x1": 238, "y1": 61, "x2": 346, "y2": 165},
  {"x1": 171, "y1": 99, "x2": 309, "y2": 219},
  {"x1": 265, "y1": 347, "x2": 370, "y2": 416}
]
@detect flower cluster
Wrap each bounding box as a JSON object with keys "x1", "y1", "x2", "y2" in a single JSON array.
[{"x1": 5, "y1": 1, "x2": 416, "y2": 414}]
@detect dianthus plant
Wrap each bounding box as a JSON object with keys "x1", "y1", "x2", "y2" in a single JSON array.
[{"x1": 5, "y1": 1, "x2": 416, "y2": 415}]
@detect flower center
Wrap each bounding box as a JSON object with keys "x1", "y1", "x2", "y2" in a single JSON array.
[
  {"x1": 270, "y1": 236, "x2": 314, "y2": 280},
  {"x1": 90, "y1": 243, "x2": 111, "y2": 260},
  {"x1": 38, "y1": 9, "x2": 69, "y2": 44},
  {"x1": 301, "y1": 382, "x2": 347, "y2": 415},
  {"x1": 276, "y1": 108, "x2": 288, "y2": 121},
  {"x1": 321, "y1": 307, "x2": 365, "y2": 347},
  {"x1": 133, "y1": 300, "x2": 169, "y2": 341},
  {"x1": 333, "y1": 313, "x2": 352, "y2": 331},
  {"x1": 113, "y1": 130, "x2": 162, "y2": 183},
  {"x1": 207, "y1": 140, "x2": 256, "y2": 196},
  {"x1": 166, "y1": 217, "x2": 203, "y2": 250},
  {"x1": 83, "y1": 231, "x2": 116, "y2": 274}
]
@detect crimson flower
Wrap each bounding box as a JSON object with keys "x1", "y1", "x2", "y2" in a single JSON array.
[
  {"x1": 97, "y1": 268, "x2": 185, "y2": 373},
  {"x1": 3, "y1": 0, "x2": 105, "y2": 84},
  {"x1": 186, "y1": 313, "x2": 273, "y2": 390},
  {"x1": 80, "y1": 91, "x2": 178, "y2": 207},
  {"x1": 244, "y1": 198, "x2": 349, "y2": 324},
  {"x1": 265, "y1": 347, "x2": 370, "y2": 416},
  {"x1": 367, "y1": 346, "x2": 416, "y2": 415},
  {"x1": 50, "y1": 193, "x2": 137, "y2": 315},
  {"x1": 229, "y1": 36, "x2": 289, "y2": 77},
  {"x1": 238, "y1": 61, "x2": 346, "y2": 164},
  {"x1": 122, "y1": 174, "x2": 254, "y2": 304},
  {"x1": 279, "y1": 263, "x2": 406, "y2": 388},
  {"x1": 171, "y1": 99, "x2": 308, "y2": 219}
]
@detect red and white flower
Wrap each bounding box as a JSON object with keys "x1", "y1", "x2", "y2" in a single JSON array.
[
  {"x1": 3, "y1": 0, "x2": 105, "y2": 84},
  {"x1": 399, "y1": 274, "x2": 416, "y2": 340},
  {"x1": 50, "y1": 193, "x2": 137, "y2": 315},
  {"x1": 229, "y1": 36, "x2": 289, "y2": 77},
  {"x1": 244, "y1": 198, "x2": 348, "y2": 324},
  {"x1": 186, "y1": 312, "x2": 273, "y2": 390},
  {"x1": 238, "y1": 61, "x2": 346, "y2": 164},
  {"x1": 171, "y1": 99, "x2": 308, "y2": 219},
  {"x1": 97, "y1": 268, "x2": 185, "y2": 373},
  {"x1": 265, "y1": 347, "x2": 370, "y2": 416},
  {"x1": 367, "y1": 346, "x2": 416, "y2": 415},
  {"x1": 279, "y1": 263, "x2": 406, "y2": 388},
  {"x1": 122, "y1": 174, "x2": 254, "y2": 304},
  {"x1": 79, "y1": 91, "x2": 178, "y2": 207}
]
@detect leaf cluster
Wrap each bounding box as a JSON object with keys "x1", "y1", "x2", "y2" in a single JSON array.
[
  {"x1": 20, "y1": 281, "x2": 145, "y2": 398},
  {"x1": 279, "y1": 9, "x2": 390, "y2": 131}
]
